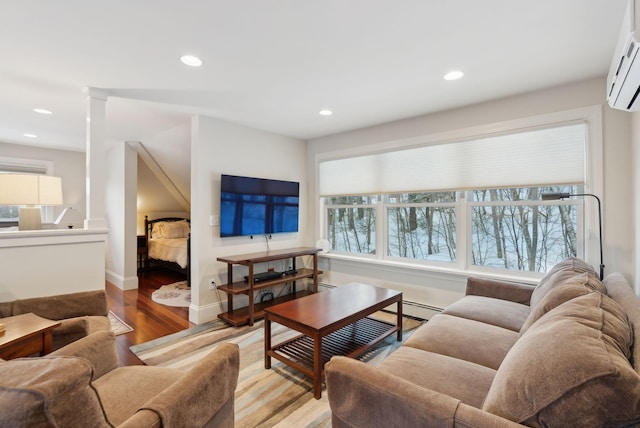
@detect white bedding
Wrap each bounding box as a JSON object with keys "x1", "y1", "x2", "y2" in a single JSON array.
[{"x1": 148, "y1": 237, "x2": 188, "y2": 269}]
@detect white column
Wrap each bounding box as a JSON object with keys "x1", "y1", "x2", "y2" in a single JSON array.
[{"x1": 84, "y1": 87, "x2": 109, "y2": 229}]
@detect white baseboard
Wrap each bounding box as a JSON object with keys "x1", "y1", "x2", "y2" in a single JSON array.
[
  {"x1": 189, "y1": 300, "x2": 225, "y2": 324},
  {"x1": 106, "y1": 269, "x2": 138, "y2": 290}
]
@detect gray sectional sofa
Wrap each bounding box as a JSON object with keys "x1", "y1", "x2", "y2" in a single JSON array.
[{"x1": 326, "y1": 258, "x2": 640, "y2": 427}]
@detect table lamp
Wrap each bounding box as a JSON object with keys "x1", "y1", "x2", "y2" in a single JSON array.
[
  {"x1": 0, "y1": 174, "x2": 63, "y2": 230},
  {"x1": 541, "y1": 192, "x2": 604, "y2": 280}
]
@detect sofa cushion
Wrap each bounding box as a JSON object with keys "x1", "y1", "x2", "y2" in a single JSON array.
[
  {"x1": 530, "y1": 257, "x2": 603, "y2": 308},
  {"x1": 519, "y1": 272, "x2": 602, "y2": 336},
  {"x1": 379, "y1": 346, "x2": 496, "y2": 408},
  {"x1": 403, "y1": 314, "x2": 518, "y2": 370},
  {"x1": 0, "y1": 301, "x2": 12, "y2": 317},
  {"x1": 483, "y1": 292, "x2": 640, "y2": 427},
  {"x1": 442, "y1": 295, "x2": 530, "y2": 332},
  {"x1": 0, "y1": 356, "x2": 111, "y2": 428}
]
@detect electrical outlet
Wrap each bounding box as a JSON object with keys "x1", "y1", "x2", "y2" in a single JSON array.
[{"x1": 209, "y1": 279, "x2": 216, "y2": 290}]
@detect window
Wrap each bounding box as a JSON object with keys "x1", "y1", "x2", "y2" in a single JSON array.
[
  {"x1": 469, "y1": 186, "x2": 581, "y2": 272},
  {"x1": 318, "y1": 113, "x2": 599, "y2": 276},
  {"x1": 0, "y1": 156, "x2": 56, "y2": 224},
  {"x1": 386, "y1": 192, "x2": 456, "y2": 262},
  {"x1": 323, "y1": 186, "x2": 580, "y2": 274},
  {"x1": 326, "y1": 195, "x2": 377, "y2": 255}
]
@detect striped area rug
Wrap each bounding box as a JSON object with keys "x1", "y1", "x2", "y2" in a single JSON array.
[{"x1": 130, "y1": 313, "x2": 423, "y2": 427}]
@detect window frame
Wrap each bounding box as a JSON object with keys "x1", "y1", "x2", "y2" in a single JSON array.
[
  {"x1": 464, "y1": 189, "x2": 585, "y2": 279},
  {"x1": 382, "y1": 193, "x2": 458, "y2": 267},
  {"x1": 314, "y1": 106, "x2": 603, "y2": 280},
  {"x1": 324, "y1": 195, "x2": 379, "y2": 259}
]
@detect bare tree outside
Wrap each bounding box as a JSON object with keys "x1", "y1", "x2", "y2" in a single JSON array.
[
  {"x1": 471, "y1": 186, "x2": 578, "y2": 272},
  {"x1": 386, "y1": 192, "x2": 457, "y2": 262},
  {"x1": 326, "y1": 196, "x2": 377, "y2": 255},
  {"x1": 0, "y1": 206, "x2": 19, "y2": 220},
  {"x1": 325, "y1": 185, "x2": 580, "y2": 274}
]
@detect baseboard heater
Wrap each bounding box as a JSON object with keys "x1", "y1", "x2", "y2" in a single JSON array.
[{"x1": 319, "y1": 282, "x2": 444, "y2": 317}]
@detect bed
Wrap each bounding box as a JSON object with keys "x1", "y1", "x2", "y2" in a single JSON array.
[{"x1": 144, "y1": 216, "x2": 191, "y2": 286}]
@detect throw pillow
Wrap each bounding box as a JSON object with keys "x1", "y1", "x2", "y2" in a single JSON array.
[
  {"x1": 530, "y1": 257, "x2": 603, "y2": 308},
  {"x1": 518, "y1": 272, "x2": 602, "y2": 336},
  {"x1": 0, "y1": 356, "x2": 111, "y2": 427},
  {"x1": 483, "y1": 292, "x2": 639, "y2": 427}
]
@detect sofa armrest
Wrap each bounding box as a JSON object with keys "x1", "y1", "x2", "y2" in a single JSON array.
[
  {"x1": 48, "y1": 315, "x2": 111, "y2": 350},
  {"x1": 117, "y1": 410, "x2": 160, "y2": 428},
  {"x1": 326, "y1": 356, "x2": 523, "y2": 428},
  {"x1": 135, "y1": 342, "x2": 239, "y2": 428},
  {"x1": 466, "y1": 277, "x2": 535, "y2": 305},
  {"x1": 49, "y1": 331, "x2": 119, "y2": 379}
]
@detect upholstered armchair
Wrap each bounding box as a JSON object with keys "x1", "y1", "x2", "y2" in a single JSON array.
[{"x1": 0, "y1": 331, "x2": 239, "y2": 427}]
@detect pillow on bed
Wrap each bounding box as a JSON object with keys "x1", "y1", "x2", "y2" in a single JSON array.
[
  {"x1": 151, "y1": 221, "x2": 168, "y2": 239},
  {"x1": 152, "y1": 221, "x2": 190, "y2": 239}
]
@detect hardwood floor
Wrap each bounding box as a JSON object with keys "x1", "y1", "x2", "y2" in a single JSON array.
[{"x1": 105, "y1": 268, "x2": 193, "y2": 366}]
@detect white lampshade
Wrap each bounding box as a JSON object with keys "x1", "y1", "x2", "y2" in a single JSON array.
[{"x1": 0, "y1": 174, "x2": 63, "y2": 230}]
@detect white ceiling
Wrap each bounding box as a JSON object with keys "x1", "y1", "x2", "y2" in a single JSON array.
[{"x1": 0, "y1": 0, "x2": 630, "y2": 152}]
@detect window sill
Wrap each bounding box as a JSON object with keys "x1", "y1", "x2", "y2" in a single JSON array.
[{"x1": 319, "y1": 252, "x2": 540, "y2": 286}]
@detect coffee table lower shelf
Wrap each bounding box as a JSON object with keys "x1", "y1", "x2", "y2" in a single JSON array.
[{"x1": 268, "y1": 316, "x2": 397, "y2": 378}]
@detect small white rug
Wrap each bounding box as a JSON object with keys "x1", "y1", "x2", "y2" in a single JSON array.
[
  {"x1": 151, "y1": 281, "x2": 191, "y2": 307},
  {"x1": 108, "y1": 311, "x2": 133, "y2": 335}
]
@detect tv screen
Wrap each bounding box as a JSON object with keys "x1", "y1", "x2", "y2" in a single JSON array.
[{"x1": 220, "y1": 174, "x2": 300, "y2": 237}]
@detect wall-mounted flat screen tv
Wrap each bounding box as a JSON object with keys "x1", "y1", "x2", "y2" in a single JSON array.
[{"x1": 220, "y1": 174, "x2": 300, "y2": 237}]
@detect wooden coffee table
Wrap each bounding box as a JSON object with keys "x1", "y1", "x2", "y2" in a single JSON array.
[
  {"x1": 264, "y1": 283, "x2": 402, "y2": 399},
  {"x1": 0, "y1": 313, "x2": 61, "y2": 360}
]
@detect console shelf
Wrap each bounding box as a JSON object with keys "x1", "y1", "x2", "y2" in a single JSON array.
[
  {"x1": 217, "y1": 247, "x2": 321, "y2": 326},
  {"x1": 218, "y1": 268, "x2": 320, "y2": 295}
]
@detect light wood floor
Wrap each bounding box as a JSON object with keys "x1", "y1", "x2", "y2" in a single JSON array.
[{"x1": 105, "y1": 268, "x2": 193, "y2": 366}]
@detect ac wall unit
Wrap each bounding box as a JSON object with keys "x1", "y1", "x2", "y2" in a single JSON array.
[{"x1": 607, "y1": 0, "x2": 640, "y2": 111}]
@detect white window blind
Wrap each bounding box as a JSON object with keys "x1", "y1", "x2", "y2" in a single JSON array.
[
  {"x1": 319, "y1": 123, "x2": 586, "y2": 196},
  {"x1": 0, "y1": 157, "x2": 49, "y2": 175}
]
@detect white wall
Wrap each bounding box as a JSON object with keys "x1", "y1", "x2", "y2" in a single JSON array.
[
  {"x1": 0, "y1": 142, "x2": 86, "y2": 222},
  {"x1": 633, "y1": 111, "x2": 640, "y2": 293},
  {"x1": 189, "y1": 115, "x2": 308, "y2": 324},
  {"x1": 0, "y1": 229, "x2": 107, "y2": 300},
  {"x1": 136, "y1": 157, "x2": 189, "y2": 234},
  {"x1": 307, "y1": 77, "x2": 635, "y2": 313}
]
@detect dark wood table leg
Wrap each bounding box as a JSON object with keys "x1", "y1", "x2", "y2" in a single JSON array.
[
  {"x1": 227, "y1": 264, "x2": 234, "y2": 315},
  {"x1": 248, "y1": 264, "x2": 255, "y2": 326},
  {"x1": 42, "y1": 331, "x2": 53, "y2": 355},
  {"x1": 264, "y1": 315, "x2": 272, "y2": 369},
  {"x1": 313, "y1": 334, "x2": 322, "y2": 399},
  {"x1": 397, "y1": 299, "x2": 403, "y2": 341}
]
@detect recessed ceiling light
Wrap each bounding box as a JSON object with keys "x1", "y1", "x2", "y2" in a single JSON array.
[
  {"x1": 444, "y1": 70, "x2": 464, "y2": 81},
  {"x1": 319, "y1": 109, "x2": 333, "y2": 116},
  {"x1": 33, "y1": 108, "x2": 52, "y2": 115},
  {"x1": 180, "y1": 55, "x2": 203, "y2": 67},
  {"x1": 23, "y1": 133, "x2": 37, "y2": 138}
]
